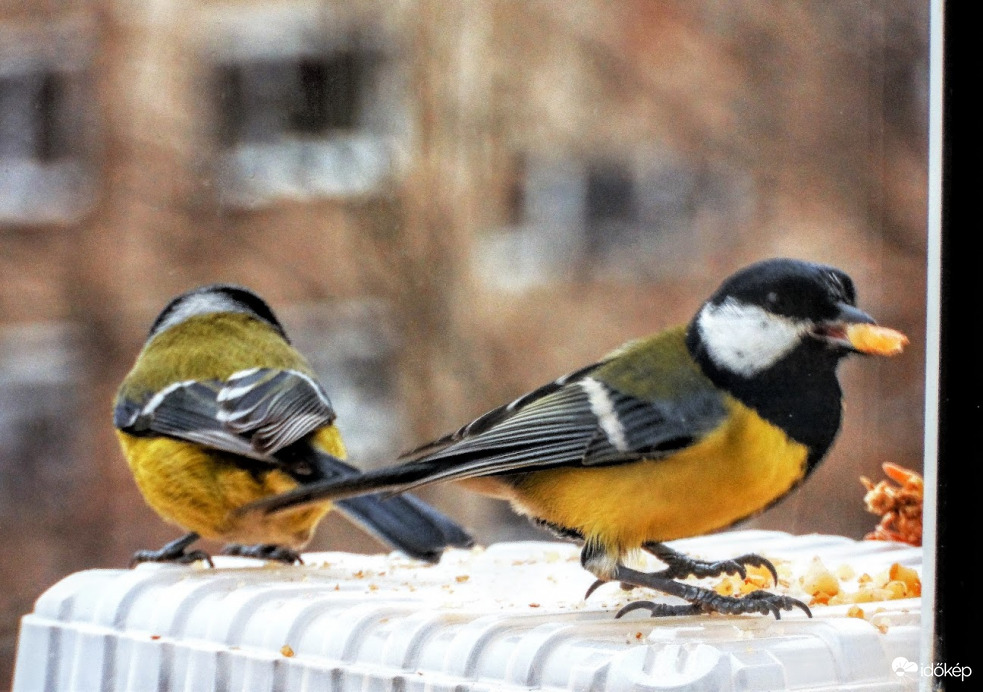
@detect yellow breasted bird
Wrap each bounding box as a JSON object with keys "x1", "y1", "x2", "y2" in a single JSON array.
[
  {"x1": 114, "y1": 284, "x2": 473, "y2": 566},
  {"x1": 241, "y1": 259, "x2": 908, "y2": 617}
]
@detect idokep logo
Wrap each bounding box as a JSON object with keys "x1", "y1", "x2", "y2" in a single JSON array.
[
  {"x1": 892, "y1": 657, "x2": 918, "y2": 676},
  {"x1": 893, "y1": 657, "x2": 972, "y2": 682}
]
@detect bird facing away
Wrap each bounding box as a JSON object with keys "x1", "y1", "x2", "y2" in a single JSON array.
[
  {"x1": 114, "y1": 284, "x2": 473, "y2": 566},
  {"x1": 241, "y1": 259, "x2": 908, "y2": 618}
]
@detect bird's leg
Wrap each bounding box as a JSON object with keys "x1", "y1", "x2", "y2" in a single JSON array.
[
  {"x1": 583, "y1": 542, "x2": 780, "y2": 601},
  {"x1": 131, "y1": 532, "x2": 214, "y2": 567},
  {"x1": 642, "y1": 541, "x2": 779, "y2": 585},
  {"x1": 220, "y1": 543, "x2": 303, "y2": 565},
  {"x1": 610, "y1": 564, "x2": 811, "y2": 620}
]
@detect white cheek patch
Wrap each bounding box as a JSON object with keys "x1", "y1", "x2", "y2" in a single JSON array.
[{"x1": 697, "y1": 298, "x2": 808, "y2": 376}]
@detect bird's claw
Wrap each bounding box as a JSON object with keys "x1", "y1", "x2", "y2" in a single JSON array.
[
  {"x1": 616, "y1": 600, "x2": 702, "y2": 618},
  {"x1": 584, "y1": 579, "x2": 606, "y2": 600},
  {"x1": 584, "y1": 579, "x2": 638, "y2": 600},
  {"x1": 723, "y1": 553, "x2": 780, "y2": 585},
  {"x1": 643, "y1": 543, "x2": 779, "y2": 585},
  {"x1": 617, "y1": 588, "x2": 811, "y2": 620},
  {"x1": 130, "y1": 548, "x2": 214, "y2": 568},
  {"x1": 221, "y1": 544, "x2": 304, "y2": 564}
]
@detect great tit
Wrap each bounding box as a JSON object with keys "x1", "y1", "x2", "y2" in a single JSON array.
[
  {"x1": 241, "y1": 259, "x2": 908, "y2": 617},
  {"x1": 114, "y1": 284, "x2": 473, "y2": 566}
]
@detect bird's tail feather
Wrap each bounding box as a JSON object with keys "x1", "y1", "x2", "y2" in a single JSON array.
[
  {"x1": 335, "y1": 492, "x2": 473, "y2": 564},
  {"x1": 242, "y1": 462, "x2": 440, "y2": 516},
  {"x1": 247, "y1": 456, "x2": 471, "y2": 563}
]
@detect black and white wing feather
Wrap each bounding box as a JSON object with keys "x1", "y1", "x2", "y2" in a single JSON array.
[
  {"x1": 239, "y1": 348, "x2": 730, "y2": 515},
  {"x1": 114, "y1": 368, "x2": 334, "y2": 460},
  {"x1": 393, "y1": 369, "x2": 728, "y2": 491},
  {"x1": 403, "y1": 361, "x2": 605, "y2": 458},
  {"x1": 216, "y1": 368, "x2": 335, "y2": 455}
]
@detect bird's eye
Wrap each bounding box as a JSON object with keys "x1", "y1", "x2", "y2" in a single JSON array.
[{"x1": 765, "y1": 291, "x2": 779, "y2": 306}]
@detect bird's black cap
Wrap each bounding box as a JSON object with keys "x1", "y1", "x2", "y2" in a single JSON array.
[
  {"x1": 148, "y1": 284, "x2": 289, "y2": 342},
  {"x1": 706, "y1": 258, "x2": 860, "y2": 323}
]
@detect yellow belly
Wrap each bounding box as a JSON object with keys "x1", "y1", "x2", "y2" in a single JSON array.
[
  {"x1": 117, "y1": 427, "x2": 343, "y2": 548},
  {"x1": 511, "y1": 400, "x2": 808, "y2": 554}
]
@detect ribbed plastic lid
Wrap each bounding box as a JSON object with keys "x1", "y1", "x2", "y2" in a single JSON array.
[{"x1": 13, "y1": 530, "x2": 922, "y2": 691}]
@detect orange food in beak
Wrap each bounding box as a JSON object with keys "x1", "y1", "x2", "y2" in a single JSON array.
[{"x1": 845, "y1": 324, "x2": 909, "y2": 356}]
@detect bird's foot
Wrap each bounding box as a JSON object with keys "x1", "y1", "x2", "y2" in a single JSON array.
[
  {"x1": 221, "y1": 543, "x2": 303, "y2": 564},
  {"x1": 606, "y1": 564, "x2": 811, "y2": 620},
  {"x1": 131, "y1": 532, "x2": 213, "y2": 567},
  {"x1": 617, "y1": 588, "x2": 811, "y2": 619},
  {"x1": 585, "y1": 544, "x2": 781, "y2": 601},
  {"x1": 642, "y1": 541, "x2": 779, "y2": 585}
]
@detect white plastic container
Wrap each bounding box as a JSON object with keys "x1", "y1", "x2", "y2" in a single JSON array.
[{"x1": 12, "y1": 530, "x2": 923, "y2": 691}]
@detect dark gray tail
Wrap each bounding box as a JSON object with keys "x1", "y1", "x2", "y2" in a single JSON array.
[
  {"x1": 240, "y1": 460, "x2": 443, "y2": 516},
  {"x1": 280, "y1": 451, "x2": 472, "y2": 563},
  {"x1": 335, "y1": 492, "x2": 473, "y2": 563}
]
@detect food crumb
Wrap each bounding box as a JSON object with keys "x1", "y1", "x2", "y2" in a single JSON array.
[
  {"x1": 709, "y1": 554, "x2": 921, "y2": 610},
  {"x1": 800, "y1": 557, "x2": 840, "y2": 604},
  {"x1": 280, "y1": 645, "x2": 295, "y2": 658},
  {"x1": 861, "y1": 463, "x2": 923, "y2": 546},
  {"x1": 871, "y1": 616, "x2": 891, "y2": 634}
]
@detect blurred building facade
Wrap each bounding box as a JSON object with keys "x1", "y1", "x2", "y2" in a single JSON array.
[{"x1": 0, "y1": 0, "x2": 929, "y2": 682}]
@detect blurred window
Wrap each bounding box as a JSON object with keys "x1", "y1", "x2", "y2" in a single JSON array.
[
  {"x1": 217, "y1": 52, "x2": 363, "y2": 146},
  {"x1": 584, "y1": 160, "x2": 638, "y2": 257},
  {"x1": 0, "y1": 66, "x2": 91, "y2": 225},
  {"x1": 476, "y1": 152, "x2": 745, "y2": 288},
  {"x1": 213, "y1": 43, "x2": 395, "y2": 206}
]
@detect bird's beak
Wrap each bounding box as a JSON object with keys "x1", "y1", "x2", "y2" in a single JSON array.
[{"x1": 810, "y1": 303, "x2": 909, "y2": 356}]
